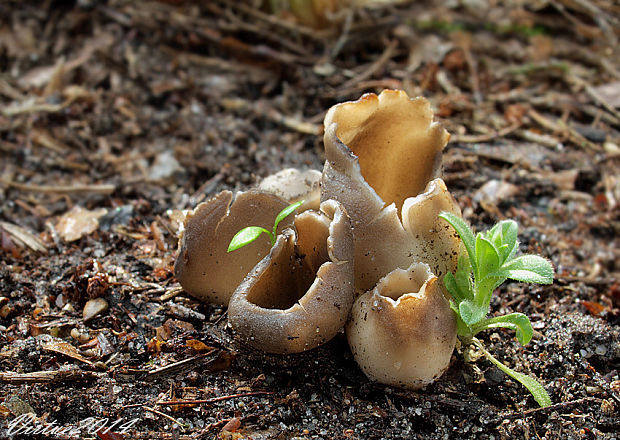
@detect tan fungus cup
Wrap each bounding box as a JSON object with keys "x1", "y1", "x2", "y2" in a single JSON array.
[
  {"x1": 175, "y1": 168, "x2": 320, "y2": 306},
  {"x1": 228, "y1": 200, "x2": 355, "y2": 354},
  {"x1": 321, "y1": 90, "x2": 461, "y2": 388},
  {"x1": 346, "y1": 262, "x2": 456, "y2": 389}
]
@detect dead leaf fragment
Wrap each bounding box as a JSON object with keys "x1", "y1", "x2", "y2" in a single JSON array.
[
  {"x1": 0, "y1": 221, "x2": 47, "y2": 254},
  {"x1": 56, "y1": 206, "x2": 107, "y2": 242},
  {"x1": 581, "y1": 300, "x2": 606, "y2": 316},
  {"x1": 222, "y1": 417, "x2": 242, "y2": 433},
  {"x1": 39, "y1": 335, "x2": 94, "y2": 365},
  {"x1": 4, "y1": 395, "x2": 35, "y2": 416},
  {"x1": 97, "y1": 430, "x2": 125, "y2": 440},
  {"x1": 473, "y1": 180, "x2": 520, "y2": 205},
  {"x1": 186, "y1": 339, "x2": 213, "y2": 353},
  {"x1": 592, "y1": 81, "x2": 620, "y2": 108}
]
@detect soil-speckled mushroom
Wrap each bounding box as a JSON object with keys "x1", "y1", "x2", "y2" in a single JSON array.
[
  {"x1": 321, "y1": 90, "x2": 461, "y2": 291},
  {"x1": 346, "y1": 262, "x2": 456, "y2": 389},
  {"x1": 174, "y1": 190, "x2": 293, "y2": 306},
  {"x1": 227, "y1": 200, "x2": 354, "y2": 354}
]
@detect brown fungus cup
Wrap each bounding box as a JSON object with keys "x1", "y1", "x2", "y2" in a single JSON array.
[
  {"x1": 321, "y1": 89, "x2": 461, "y2": 291},
  {"x1": 228, "y1": 200, "x2": 354, "y2": 354},
  {"x1": 257, "y1": 168, "x2": 322, "y2": 212},
  {"x1": 321, "y1": 90, "x2": 462, "y2": 387},
  {"x1": 174, "y1": 169, "x2": 322, "y2": 306},
  {"x1": 174, "y1": 190, "x2": 292, "y2": 306}
]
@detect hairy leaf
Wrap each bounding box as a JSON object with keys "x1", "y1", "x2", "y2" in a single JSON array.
[
  {"x1": 494, "y1": 255, "x2": 554, "y2": 284},
  {"x1": 459, "y1": 300, "x2": 486, "y2": 327},
  {"x1": 444, "y1": 272, "x2": 462, "y2": 302},
  {"x1": 472, "y1": 313, "x2": 534, "y2": 345},
  {"x1": 488, "y1": 220, "x2": 518, "y2": 264},
  {"x1": 455, "y1": 269, "x2": 474, "y2": 300},
  {"x1": 439, "y1": 212, "x2": 478, "y2": 276},
  {"x1": 475, "y1": 234, "x2": 500, "y2": 278}
]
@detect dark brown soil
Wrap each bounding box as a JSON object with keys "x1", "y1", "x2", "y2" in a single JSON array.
[{"x1": 1, "y1": 1, "x2": 619, "y2": 439}]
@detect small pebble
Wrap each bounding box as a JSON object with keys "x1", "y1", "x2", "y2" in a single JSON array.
[
  {"x1": 83, "y1": 297, "x2": 109, "y2": 322},
  {"x1": 71, "y1": 328, "x2": 90, "y2": 343},
  {"x1": 595, "y1": 345, "x2": 607, "y2": 356},
  {"x1": 586, "y1": 386, "x2": 602, "y2": 394}
]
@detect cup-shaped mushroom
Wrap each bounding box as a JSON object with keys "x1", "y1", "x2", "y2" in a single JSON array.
[
  {"x1": 257, "y1": 168, "x2": 322, "y2": 212},
  {"x1": 321, "y1": 90, "x2": 461, "y2": 291},
  {"x1": 346, "y1": 262, "x2": 456, "y2": 389},
  {"x1": 228, "y1": 200, "x2": 354, "y2": 354},
  {"x1": 174, "y1": 190, "x2": 293, "y2": 306}
]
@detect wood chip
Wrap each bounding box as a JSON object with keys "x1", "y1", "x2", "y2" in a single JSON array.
[{"x1": 0, "y1": 221, "x2": 47, "y2": 254}]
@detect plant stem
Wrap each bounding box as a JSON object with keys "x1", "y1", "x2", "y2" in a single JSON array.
[{"x1": 471, "y1": 338, "x2": 551, "y2": 407}]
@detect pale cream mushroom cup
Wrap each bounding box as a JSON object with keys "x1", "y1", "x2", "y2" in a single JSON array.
[
  {"x1": 257, "y1": 168, "x2": 322, "y2": 212},
  {"x1": 346, "y1": 262, "x2": 456, "y2": 388},
  {"x1": 321, "y1": 90, "x2": 460, "y2": 389},
  {"x1": 228, "y1": 200, "x2": 355, "y2": 354}
]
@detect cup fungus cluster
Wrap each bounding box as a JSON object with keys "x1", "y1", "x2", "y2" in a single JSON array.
[{"x1": 174, "y1": 89, "x2": 463, "y2": 390}]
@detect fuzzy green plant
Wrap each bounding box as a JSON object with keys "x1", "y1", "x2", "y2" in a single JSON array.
[
  {"x1": 227, "y1": 200, "x2": 304, "y2": 252},
  {"x1": 439, "y1": 212, "x2": 554, "y2": 407}
]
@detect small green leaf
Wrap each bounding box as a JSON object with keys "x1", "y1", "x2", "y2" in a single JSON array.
[
  {"x1": 495, "y1": 255, "x2": 554, "y2": 284},
  {"x1": 488, "y1": 220, "x2": 518, "y2": 264},
  {"x1": 455, "y1": 269, "x2": 474, "y2": 300},
  {"x1": 444, "y1": 272, "x2": 462, "y2": 302},
  {"x1": 459, "y1": 300, "x2": 486, "y2": 327},
  {"x1": 457, "y1": 251, "x2": 472, "y2": 274},
  {"x1": 472, "y1": 313, "x2": 534, "y2": 345},
  {"x1": 273, "y1": 200, "x2": 304, "y2": 238},
  {"x1": 439, "y1": 212, "x2": 478, "y2": 277},
  {"x1": 474, "y1": 338, "x2": 551, "y2": 407},
  {"x1": 454, "y1": 312, "x2": 472, "y2": 339},
  {"x1": 227, "y1": 226, "x2": 272, "y2": 252},
  {"x1": 475, "y1": 233, "x2": 501, "y2": 278}
]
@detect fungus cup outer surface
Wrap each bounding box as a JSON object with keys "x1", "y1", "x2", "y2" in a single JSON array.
[
  {"x1": 174, "y1": 190, "x2": 292, "y2": 306},
  {"x1": 228, "y1": 200, "x2": 355, "y2": 354},
  {"x1": 258, "y1": 168, "x2": 322, "y2": 212},
  {"x1": 321, "y1": 90, "x2": 460, "y2": 292},
  {"x1": 346, "y1": 262, "x2": 457, "y2": 389}
]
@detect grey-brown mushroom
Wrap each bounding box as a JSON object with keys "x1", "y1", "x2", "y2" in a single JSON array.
[
  {"x1": 346, "y1": 262, "x2": 456, "y2": 389},
  {"x1": 321, "y1": 90, "x2": 461, "y2": 291},
  {"x1": 228, "y1": 200, "x2": 354, "y2": 354},
  {"x1": 175, "y1": 167, "x2": 324, "y2": 306},
  {"x1": 321, "y1": 90, "x2": 461, "y2": 388},
  {"x1": 174, "y1": 190, "x2": 293, "y2": 306}
]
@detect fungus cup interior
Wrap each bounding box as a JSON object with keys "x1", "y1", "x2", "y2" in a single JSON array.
[
  {"x1": 373, "y1": 264, "x2": 433, "y2": 305},
  {"x1": 228, "y1": 200, "x2": 354, "y2": 354},
  {"x1": 321, "y1": 90, "x2": 461, "y2": 292},
  {"x1": 324, "y1": 89, "x2": 449, "y2": 216},
  {"x1": 244, "y1": 211, "x2": 331, "y2": 310}
]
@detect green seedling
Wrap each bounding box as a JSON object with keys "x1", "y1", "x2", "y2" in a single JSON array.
[
  {"x1": 227, "y1": 200, "x2": 304, "y2": 253},
  {"x1": 438, "y1": 212, "x2": 554, "y2": 407}
]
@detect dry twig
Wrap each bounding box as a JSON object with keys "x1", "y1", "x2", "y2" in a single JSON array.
[{"x1": 0, "y1": 179, "x2": 116, "y2": 194}]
